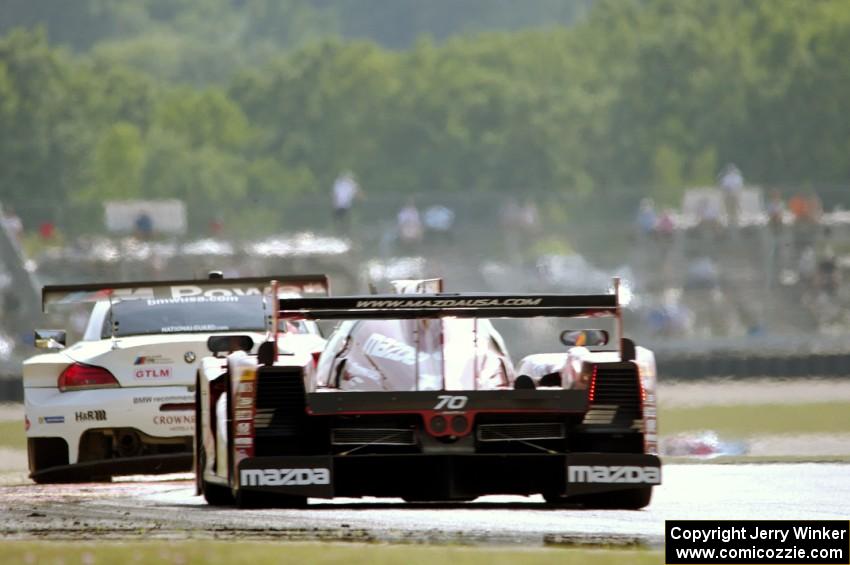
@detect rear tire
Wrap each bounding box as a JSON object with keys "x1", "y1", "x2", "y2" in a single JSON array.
[
  {"x1": 203, "y1": 479, "x2": 235, "y2": 506},
  {"x1": 197, "y1": 435, "x2": 234, "y2": 506}
]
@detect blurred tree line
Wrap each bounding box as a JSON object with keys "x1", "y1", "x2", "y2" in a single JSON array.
[{"x1": 1, "y1": 0, "x2": 849, "y2": 233}]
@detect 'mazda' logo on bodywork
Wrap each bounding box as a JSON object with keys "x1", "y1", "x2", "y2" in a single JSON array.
[
  {"x1": 568, "y1": 465, "x2": 660, "y2": 484},
  {"x1": 240, "y1": 468, "x2": 331, "y2": 487}
]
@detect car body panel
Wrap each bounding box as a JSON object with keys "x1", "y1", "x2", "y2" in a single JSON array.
[{"x1": 25, "y1": 275, "x2": 329, "y2": 480}]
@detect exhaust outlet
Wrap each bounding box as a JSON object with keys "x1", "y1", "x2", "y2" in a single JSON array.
[{"x1": 116, "y1": 429, "x2": 142, "y2": 457}]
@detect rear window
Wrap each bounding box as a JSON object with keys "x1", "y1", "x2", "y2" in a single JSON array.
[{"x1": 102, "y1": 295, "x2": 267, "y2": 338}]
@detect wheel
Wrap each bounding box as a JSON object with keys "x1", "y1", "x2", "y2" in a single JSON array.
[
  {"x1": 197, "y1": 433, "x2": 234, "y2": 506},
  {"x1": 203, "y1": 478, "x2": 235, "y2": 506},
  {"x1": 200, "y1": 441, "x2": 234, "y2": 506},
  {"x1": 546, "y1": 487, "x2": 653, "y2": 510}
]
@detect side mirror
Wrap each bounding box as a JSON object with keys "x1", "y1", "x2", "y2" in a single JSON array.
[
  {"x1": 206, "y1": 335, "x2": 254, "y2": 356},
  {"x1": 559, "y1": 329, "x2": 609, "y2": 347},
  {"x1": 34, "y1": 329, "x2": 66, "y2": 350}
]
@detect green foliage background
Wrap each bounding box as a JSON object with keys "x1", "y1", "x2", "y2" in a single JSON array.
[{"x1": 0, "y1": 0, "x2": 848, "y2": 234}]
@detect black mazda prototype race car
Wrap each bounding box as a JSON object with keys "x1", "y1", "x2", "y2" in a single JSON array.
[{"x1": 195, "y1": 281, "x2": 660, "y2": 509}]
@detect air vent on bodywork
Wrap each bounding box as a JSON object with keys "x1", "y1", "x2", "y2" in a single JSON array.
[
  {"x1": 331, "y1": 428, "x2": 416, "y2": 446},
  {"x1": 253, "y1": 368, "x2": 305, "y2": 437},
  {"x1": 584, "y1": 362, "x2": 641, "y2": 424},
  {"x1": 477, "y1": 422, "x2": 565, "y2": 442}
]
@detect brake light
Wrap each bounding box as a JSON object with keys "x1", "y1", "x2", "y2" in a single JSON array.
[
  {"x1": 58, "y1": 363, "x2": 120, "y2": 392},
  {"x1": 311, "y1": 351, "x2": 322, "y2": 368},
  {"x1": 588, "y1": 364, "x2": 598, "y2": 402}
]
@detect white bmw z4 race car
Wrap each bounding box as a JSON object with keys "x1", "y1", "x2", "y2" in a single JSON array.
[
  {"x1": 196, "y1": 278, "x2": 661, "y2": 509},
  {"x1": 23, "y1": 274, "x2": 327, "y2": 483}
]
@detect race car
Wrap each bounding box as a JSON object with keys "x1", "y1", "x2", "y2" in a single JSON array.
[
  {"x1": 23, "y1": 274, "x2": 328, "y2": 483},
  {"x1": 196, "y1": 279, "x2": 660, "y2": 508}
]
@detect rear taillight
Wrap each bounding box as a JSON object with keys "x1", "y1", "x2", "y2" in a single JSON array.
[
  {"x1": 58, "y1": 363, "x2": 120, "y2": 392},
  {"x1": 311, "y1": 351, "x2": 322, "y2": 368},
  {"x1": 588, "y1": 364, "x2": 598, "y2": 402}
]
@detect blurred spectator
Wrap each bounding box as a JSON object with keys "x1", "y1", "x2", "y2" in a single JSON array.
[
  {"x1": 134, "y1": 211, "x2": 153, "y2": 239},
  {"x1": 646, "y1": 290, "x2": 693, "y2": 337},
  {"x1": 697, "y1": 196, "x2": 722, "y2": 236},
  {"x1": 766, "y1": 189, "x2": 785, "y2": 231},
  {"x1": 38, "y1": 221, "x2": 56, "y2": 241},
  {"x1": 397, "y1": 199, "x2": 423, "y2": 247},
  {"x1": 788, "y1": 190, "x2": 822, "y2": 224},
  {"x1": 718, "y1": 163, "x2": 744, "y2": 228},
  {"x1": 331, "y1": 171, "x2": 362, "y2": 231},
  {"x1": 798, "y1": 246, "x2": 817, "y2": 287},
  {"x1": 789, "y1": 190, "x2": 823, "y2": 255},
  {"x1": 423, "y1": 204, "x2": 455, "y2": 243},
  {"x1": 656, "y1": 208, "x2": 675, "y2": 238},
  {"x1": 636, "y1": 198, "x2": 657, "y2": 237},
  {"x1": 1, "y1": 206, "x2": 23, "y2": 241}
]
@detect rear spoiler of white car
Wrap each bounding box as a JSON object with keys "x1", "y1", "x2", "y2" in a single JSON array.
[{"x1": 42, "y1": 275, "x2": 330, "y2": 312}]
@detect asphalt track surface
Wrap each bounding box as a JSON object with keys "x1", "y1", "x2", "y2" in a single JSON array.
[{"x1": 1, "y1": 464, "x2": 848, "y2": 547}]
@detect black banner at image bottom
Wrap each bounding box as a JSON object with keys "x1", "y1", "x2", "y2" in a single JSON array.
[{"x1": 666, "y1": 520, "x2": 849, "y2": 564}]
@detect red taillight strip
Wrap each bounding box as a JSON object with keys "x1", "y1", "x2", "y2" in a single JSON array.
[
  {"x1": 636, "y1": 368, "x2": 658, "y2": 454},
  {"x1": 588, "y1": 364, "x2": 598, "y2": 403}
]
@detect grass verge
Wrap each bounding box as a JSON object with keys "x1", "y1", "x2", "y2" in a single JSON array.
[
  {"x1": 0, "y1": 541, "x2": 661, "y2": 565},
  {"x1": 658, "y1": 401, "x2": 850, "y2": 438}
]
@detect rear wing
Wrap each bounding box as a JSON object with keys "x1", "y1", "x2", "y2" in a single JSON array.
[
  {"x1": 279, "y1": 278, "x2": 626, "y2": 354},
  {"x1": 42, "y1": 274, "x2": 329, "y2": 312},
  {"x1": 278, "y1": 293, "x2": 617, "y2": 320}
]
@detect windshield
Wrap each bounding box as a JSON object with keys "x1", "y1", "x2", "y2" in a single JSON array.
[{"x1": 102, "y1": 295, "x2": 267, "y2": 338}]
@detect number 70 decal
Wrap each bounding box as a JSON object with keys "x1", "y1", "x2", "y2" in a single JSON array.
[{"x1": 434, "y1": 395, "x2": 468, "y2": 410}]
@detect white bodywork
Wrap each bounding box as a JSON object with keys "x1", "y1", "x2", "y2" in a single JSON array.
[{"x1": 24, "y1": 300, "x2": 273, "y2": 466}]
